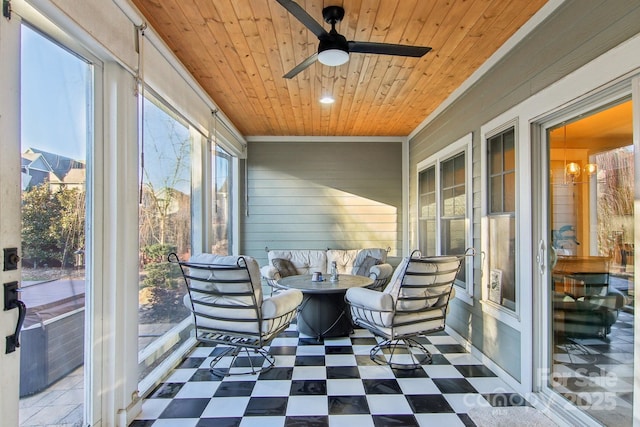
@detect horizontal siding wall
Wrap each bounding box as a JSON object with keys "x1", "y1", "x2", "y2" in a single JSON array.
[
  {"x1": 408, "y1": 0, "x2": 640, "y2": 382},
  {"x1": 243, "y1": 140, "x2": 402, "y2": 267}
]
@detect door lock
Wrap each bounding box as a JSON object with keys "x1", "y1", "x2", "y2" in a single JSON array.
[{"x1": 3, "y1": 247, "x2": 20, "y2": 271}]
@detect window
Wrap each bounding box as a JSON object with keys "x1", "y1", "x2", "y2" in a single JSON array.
[
  {"x1": 418, "y1": 167, "x2": 436, "y2": 257},
  {"x1": 138, "y1": 92, "x2": 193, "y2": 378},
  {"x1": 417, "y1": 134, "x2": 473, "y2": 301},
  {"x1": 211, "y1": 145, "x2": 232, "y2": 255},
  {"x1": 441, "y1": 153, "x2": 467, "y2": 258},
  {"x1": 485, "y1": 127, "x2": 516, "y2": 311}
]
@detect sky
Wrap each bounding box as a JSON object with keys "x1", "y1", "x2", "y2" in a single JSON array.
[
  {"x1": 20, "y1": 25, "x2": 190, "y2": 192},
  {"x1": 21, "y1": 25, "x2": 88, "y2": 160},
  {"x1": 20, "y1": 24, "x2": 225, "y2": 195}
]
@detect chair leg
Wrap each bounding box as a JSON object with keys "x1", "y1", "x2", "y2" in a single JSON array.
[
  {"x1": 370, "y1": 337, "x2": 432, "y2": 370},
  {"x1": 209, "y1": 346, "x2": 276, "y2": 377}
]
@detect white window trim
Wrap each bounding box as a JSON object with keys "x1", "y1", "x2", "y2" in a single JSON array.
[
  {"x1": 480, "y1": 119, "x2": 522, "y2": 329},
  {"x1": 417, "y1": 133, "x2": 474, "y2": 305}
]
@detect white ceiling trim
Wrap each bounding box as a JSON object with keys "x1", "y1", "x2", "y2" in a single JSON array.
[{"x1": 245, "y1": 135, "x2": 406, "y2": 143}]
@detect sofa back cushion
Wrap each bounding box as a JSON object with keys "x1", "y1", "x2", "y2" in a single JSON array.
[
  {"x1": 268, "y1": 250, "x2": 328, "y2": 275},
  {"x1": 327, "y1": 248, "x2": 388, "y2": 275}
]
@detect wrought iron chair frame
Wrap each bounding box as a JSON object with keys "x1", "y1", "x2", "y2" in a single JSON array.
[
  {"x1": 347, "y1": 249, "x2": 472, "y2": 369},
  {"x1": 170, "y1": 253, "x2": 299, "y2": 377}
]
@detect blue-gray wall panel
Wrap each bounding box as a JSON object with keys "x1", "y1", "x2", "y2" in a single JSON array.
[{"x1": 243, "y1": 140, "x2": 402, "y2": 267}]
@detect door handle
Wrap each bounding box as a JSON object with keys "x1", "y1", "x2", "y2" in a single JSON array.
[
  {"x1": 4, "y1": 282, "x2": 26, "y2": 354},
  {"x1": 536, "y1": 239, "x2": 546, "y2": 276}
]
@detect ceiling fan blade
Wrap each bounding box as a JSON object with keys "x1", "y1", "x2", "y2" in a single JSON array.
[
  {"x1": 276, "y1": 0, "x2": 327, "y2": 39},
  {"x1": 348, "y1": 41, "x2": 432, "y2": 58},
  {"x1": 283, "y1": 52, "x2": 318, "y2": 79}
]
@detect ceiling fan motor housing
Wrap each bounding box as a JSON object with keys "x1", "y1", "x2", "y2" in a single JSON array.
[
  {"x1": 318, "y1": 32, "x2": 349, "y2": 55},
  {"x1": 317, "y1": 5, "x2": 349, "y2": 65}
]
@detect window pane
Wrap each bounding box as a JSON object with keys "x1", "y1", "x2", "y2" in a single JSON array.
[
  {"x1": 490, "y1": 136, "x2": 502, "y2": 174},
  {"x1": 442, "y1": 188, "x2": 455, "y2": 216},
  {"x1": 419, "y1": 166, "x2": 435, "y2": 192},
  {"x1": 488, "y1": 215, "x2": 516, "y2": 310},
  {"x1": 504, "y1": 172, "x2": 515, "y2": 212},
  {"x1": 486, "y1": 127, "x2": 516, "y2": 309},
  {"x1": 454, "y1": 154, "x2": 466, "y2": 184},
  {"x1": 212, "y1": 146, "x2": 232, "y2": 255},
  {"x1": 20, "y1": 25, "x2": 90, "y2": 425},
  {"x1": 138, "y1": 95, "x2": 192, "y2": 378},
  {"x1": 428, "y1": 194, "x2": 437, "y2": 217},
  {"x1": 503, "y1": 134, "x2": 515, "y2": 171},
  {"x1": 419, "y1": 167, "x2": 436, "y2": 220},
  {"x1": 419, "y1": 167, "x2": 437, "y2": 256},
  {"x1": 454, "y1": 186, "x2": 466, "y2": 216},
  {"x1": 441, "y1": 218, "x2": 466, "y2": 255},
  {"x1": 420, "y1": 220, "x2": 437, "y2": 257},
  {"x1": 490, "y1": 176, "x2": 502, "y2": 212},
  {"x1": 441, "y1": 159, "x2": 454, "y2": 187}
]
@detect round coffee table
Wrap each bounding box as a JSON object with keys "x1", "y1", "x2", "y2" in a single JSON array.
[{"x1": 277, "y1": 274, "x2": 374, "y2": 339}]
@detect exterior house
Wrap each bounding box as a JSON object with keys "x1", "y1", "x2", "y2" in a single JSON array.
[
  {"x1": 0, "y1": 1, "x2": 638, "y2": 427},
  {"x1": 21, "y1": 148, "x2": 86, "y2": 191}
]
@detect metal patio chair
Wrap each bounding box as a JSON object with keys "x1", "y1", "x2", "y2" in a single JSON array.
[{"x1": 170, "y1": 252, "x2": 302, "y2": 376}]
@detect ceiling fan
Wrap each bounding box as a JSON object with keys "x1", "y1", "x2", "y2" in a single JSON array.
[{"x1": 277, "y1": 0, "x2": 432, "y2": 79}]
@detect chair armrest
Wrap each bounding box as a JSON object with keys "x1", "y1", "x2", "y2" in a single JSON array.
[
  {"x1": 261, "y1": 265, "x2": 279, "y2": 280},
  {"x1": 370, "y1": 263, "x2": 393, "y2": 280},
  {"x1": 345, "y1": 287, "x2": 394, "y2": 312},
  {"x1": 262, "y1": 289, "x2": 303, "y2": 319},
  {"x1": 585, "y1": 288, "x2": 626, "y2": 310}
]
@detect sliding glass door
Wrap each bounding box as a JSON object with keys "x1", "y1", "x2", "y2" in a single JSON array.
[{"x1": 541, "y1": 97, "x2": 635, "y2": 425}]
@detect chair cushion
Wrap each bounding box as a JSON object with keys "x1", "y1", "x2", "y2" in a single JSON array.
[
  {"x1": 327, "y1": 248, "x2": 388, "y2": 275},
  {"x1": 272, "y1": 258, "x2": 298, "y2": 278},
  {"x1": 355, "y1": 255, "x2": 381, "y2": 276},
  {"x1": 262, "y1": 288, "x2": 303, "y2": 319},
  {"x1": 346, "y1": 287, "x2": 394, "y2": 312},
  {"x1": 383, "y1": 257, "x2": 410, "y2": 295},
  {"x1": 354, "y1": 248, "x2": 388, "y2": 264},
  {"x1": 268, "y1": 250, "x2": 328, "y2": 274},
  {"x1": 184, "y1": 253, "x2": 264, "y2": 334}
]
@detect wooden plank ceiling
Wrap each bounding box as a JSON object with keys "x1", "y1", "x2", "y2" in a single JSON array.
[{"x1": 131, "y1": 0, "x2": 548, "y2": 137}]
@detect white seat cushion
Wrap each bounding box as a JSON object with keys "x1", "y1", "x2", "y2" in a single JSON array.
[{"x1": 267, "y1": 250, "x2": 328, "y2": 275}]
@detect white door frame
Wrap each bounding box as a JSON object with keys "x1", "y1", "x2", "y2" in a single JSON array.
[
  {"x1": 2, "y1": 3, "x2": 110, "y2": 424},
  {"x1": 0, "y1": 10, "x2": 23, "y2": 426},
  {"x1": 632, "y1": 77, "x2": 640, "y2": 424},
  {"x1": 531, "y1": 78, "x2": 638, "y2": 425}
]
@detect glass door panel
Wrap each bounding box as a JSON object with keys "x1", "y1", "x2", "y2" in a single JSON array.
[
  {"x1": 19, "y1": 24, "x2": 92, "y2": 426},
  {"x1": 138, "y1": 94, "x2": 192, "y2": 379},
  {"x1": 547, "y1": 100, "x2": 634, "y2": 425}
]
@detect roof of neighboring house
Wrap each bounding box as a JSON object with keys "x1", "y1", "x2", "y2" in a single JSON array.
[
  {"x1": 22, "y1": 148, "x2": 85, "y2": 182},
  {"x1": 51, "y1": 168, "x2": 85, "y2": 185}
]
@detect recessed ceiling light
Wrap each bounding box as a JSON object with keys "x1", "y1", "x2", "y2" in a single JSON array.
[{"x1": 319, "y1": 96, "x2": 335, "y2": 104}]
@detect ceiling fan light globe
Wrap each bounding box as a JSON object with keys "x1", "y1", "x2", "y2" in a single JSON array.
[{"x1": 318, "y1": 49, "x2": 349, "y2": 66}]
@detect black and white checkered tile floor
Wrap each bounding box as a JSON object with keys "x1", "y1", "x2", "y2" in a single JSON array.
[
  {"x1": 131, "y1": 324, "x2": 531, "y2": 427},
  {"x1": 552, "y1": 309, "x2": 634, "y2": 423}
]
